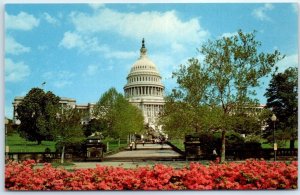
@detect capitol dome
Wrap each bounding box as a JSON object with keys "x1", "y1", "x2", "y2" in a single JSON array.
[
  {"x1": 124, "y1": 39, "x2": 164, "y2": 99},
  {"x1": 124, "y1": 39, "x2": 165, "y2": 126}
]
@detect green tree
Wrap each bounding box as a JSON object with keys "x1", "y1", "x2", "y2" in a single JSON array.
[
  {"x1": 230, "y1": 109, "x2": 265, "y2": 136},
  {"x1": 160, "y1": 96, "x2": 224, "y2": 139},
  {"x1": 169, "y1": 30, "x2": 283, "y2": 162},
  {"x1": 160, "y1": 59, "x2": 219, "y2": 138},
  {"x1": 16, "y1": 88, "x2": 60, "y2": 145},
  {"x1": 264, "y1": 67, "x2": 298, "y2": 149},
  {"x1": 54, "y1": 108, "x2": 85, "y2": 164},
  {"x1": 83, "y1": 118, "x2": 108, "y2": 137},
  {"x1": 94, "y1": 88, "x2": 144, "y2": 139}
]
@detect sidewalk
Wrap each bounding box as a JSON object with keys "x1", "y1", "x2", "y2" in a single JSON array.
[{"x1": 105, "y1": 143, "x2": 180, "y2": 160}]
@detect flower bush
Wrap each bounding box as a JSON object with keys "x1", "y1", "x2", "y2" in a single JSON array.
[{"x1": 5, "y1": 160, "x2": 298, "y2": 190}]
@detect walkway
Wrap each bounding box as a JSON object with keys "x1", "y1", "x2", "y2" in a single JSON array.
[{"x1": 104, "y1": 143, "x2": 183, "y2": 161}]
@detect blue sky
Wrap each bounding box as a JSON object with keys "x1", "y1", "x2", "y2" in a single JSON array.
[{"x1": 4, "y1": 3, "x2": 299, "y2": 119}]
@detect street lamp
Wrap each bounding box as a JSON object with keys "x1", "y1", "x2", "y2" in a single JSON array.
[
  {"x1": 5, "y1": 118, "x2": 9, "y2": 161},
  {"x1": 271, "y1": 114, "x2": 277, "y2": 161}
]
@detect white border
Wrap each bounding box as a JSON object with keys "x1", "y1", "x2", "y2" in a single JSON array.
[{"x1": 0, "y1": 0, "x2": 299, "y2": 194}]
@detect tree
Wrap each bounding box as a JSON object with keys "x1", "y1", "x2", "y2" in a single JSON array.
[
  {"x1": 83, "y1": 118, "x2": 108, "y2": 137},
  {"x1": 230, "y1": 107, "x2": 268, "y2": 136},
  {"x1": 160, "y1": 96, "x2": 224, "y2": 139},
  {"x1": 160, "y1": 58, "x2": 222, "y2": 138},
  {"x1": 168, "y1": 30, "x2": 283, "y2": 162},
  {"x1": 264, "y1": 67, "x2": 298, "y2": 149},
  {"x1": 16, "y1": 88, "x2": 60, "y2": 144},
  {"x1": 53, "y1": 108, "x2": 85, "y2": 164},
  {"x1": 93, "y1": 88, "x2": 144, "y2": 139}
]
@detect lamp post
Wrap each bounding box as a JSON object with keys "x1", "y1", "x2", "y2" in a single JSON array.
[
  {"x1": 5, "y1": 118, "x2": 9, "y2": 161},
  {"x1": 271, "y1": 114, "x2": 277, "y2": 161}
]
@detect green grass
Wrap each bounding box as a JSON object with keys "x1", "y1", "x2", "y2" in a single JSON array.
[
  {"x1": 103, "y1": 140, "x2": 128, "y2": 153},
  {"x1": 169, "y1": 138, "x2": 298, "y2": 150},
  {"x1": 261, "y1": 140, "x2": 298, "y2": 149},
  {"x1": 169, "y1": 139, "x2": 185, "y2": 151},
  {"x1": 6, "y1": 133, "x2": 56, "y2": 153},
  {"x1": 6, "y1": 133, "x2": 128, "y2": 153}
]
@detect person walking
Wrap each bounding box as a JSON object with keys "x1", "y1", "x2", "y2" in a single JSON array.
[
  {"x1": 129, "y1": 142, "x2": 133, "y2": 151},
  {"x1": 213, "y1": 148, "x2": 218, "y2": 160}
]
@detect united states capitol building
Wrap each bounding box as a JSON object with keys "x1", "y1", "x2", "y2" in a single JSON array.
[
  {"x1": 123, "y1": 39, "x2": 164, "y2": 132},
  {"x1": 13, "y1": 39, "x2": 165, "y2": 134}
]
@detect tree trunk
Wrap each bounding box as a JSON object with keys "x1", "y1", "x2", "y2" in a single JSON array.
[
  {"x1": 290, "y1": 139, "x2": 295, "y2": 150},
  {"x1": 37, "y1": 140, "x2": 42, "y2": 145},
  {"x1": 61, "y1": 145, "x2": 65, "y2": 164},
  {"x1": 220, "y1": 130, "x2": 226, "y2": 163}
]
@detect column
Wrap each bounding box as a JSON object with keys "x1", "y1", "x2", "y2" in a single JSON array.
[{"x1": 151, "y1": 105, "x2": 153, "y2": 117}]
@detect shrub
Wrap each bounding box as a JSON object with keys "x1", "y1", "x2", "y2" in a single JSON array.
[
  {"x1": 188, "y1": 131, "x2": 245, "y2": 156},
  {"x1": 5, "y1": 160, "x2": 298, "y2": 190}
]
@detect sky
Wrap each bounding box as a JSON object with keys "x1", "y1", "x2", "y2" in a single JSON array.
[{"x1": 4, "y1": 2, "x2": 299, "y2": 119}]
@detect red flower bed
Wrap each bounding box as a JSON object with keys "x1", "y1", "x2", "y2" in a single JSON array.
[{"x1": 5, "y1": 160, "x2": 298, "y2": 190}]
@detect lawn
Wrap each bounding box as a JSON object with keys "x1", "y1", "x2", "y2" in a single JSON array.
[
  {"x1": 170, "y1": 138, "x2": 298, "y2": 151},
  {"x1": 6, "y1": 133, "x2": 128, "y2": 153},
  {"x1": 169, "y1": 139, "x2": 185, "y2": 151},
  {"x1": 6, "y1": 133, "x2": 56, "y2": 153},
  {"x1": 102, "y1": 139, "x2": 128, "y2": 153},
  {"x1": 261, "y1": 140, "x2": 298, "y2": 149}
]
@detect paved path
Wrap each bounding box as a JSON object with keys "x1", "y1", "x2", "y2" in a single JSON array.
[
  {"x1": 106, "y1": 149, "x2": 179, "y2": 158},
  {"x1": 134, "y1": 143, "x2": 172, "y2": 149},
  {"x1": 104, "y1": 143, "x2": 182, "y2": 161}
]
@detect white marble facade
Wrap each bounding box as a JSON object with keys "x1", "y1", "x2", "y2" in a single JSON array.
[{"x1": 123, "y1": 39, "x2": 165, "y2": 131}]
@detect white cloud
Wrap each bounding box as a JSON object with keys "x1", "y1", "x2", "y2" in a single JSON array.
[
  {"x1": 276, "y1": 54, "x2": 298, "y2": 73},
  {"x1": 171, "y1": 42, "x2": 186, "y2": 54},
  {"x1": 43, "y1": 70, "x2": 75, "y2": 88},
  {"x1": 151, "y1": 53, "x2": 177, "y2": 79},
  {"x1": 43, "y1": 12, "x2": 59, "y2": 25},
  {"x1": 59, "y1": 31, "x2": 138, "y2": 59},
  {"x1": 69, "y1": 8, "x2": 208, "y2": 46},
  {"x1": 5, "y1": 11, "x2": 39, "y2": 30},
  {"x1": 220, "y1": 32, "x2": 238, "y2": 38},
  {"x1": 59, "y1": 31, "x2": 109, "y2": 53},
  {"x1": 252, "y1": 3, "x2": 274, "y2": 21},
  {"x1": 5, "y1": 36, "x2": 30, "y2": 55},
  {"x1": 59, "y1": 31, "x2": 83, "y2": 49},
  {"x1": 86, "y1": 64, "x2": 99, "y2": 76},
  {"x1": 88, "y1": 3, "x2": 105, "y2": 10},
  {"x1": 5, "y1": 58, "x2": 30, "y2": 82}
]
